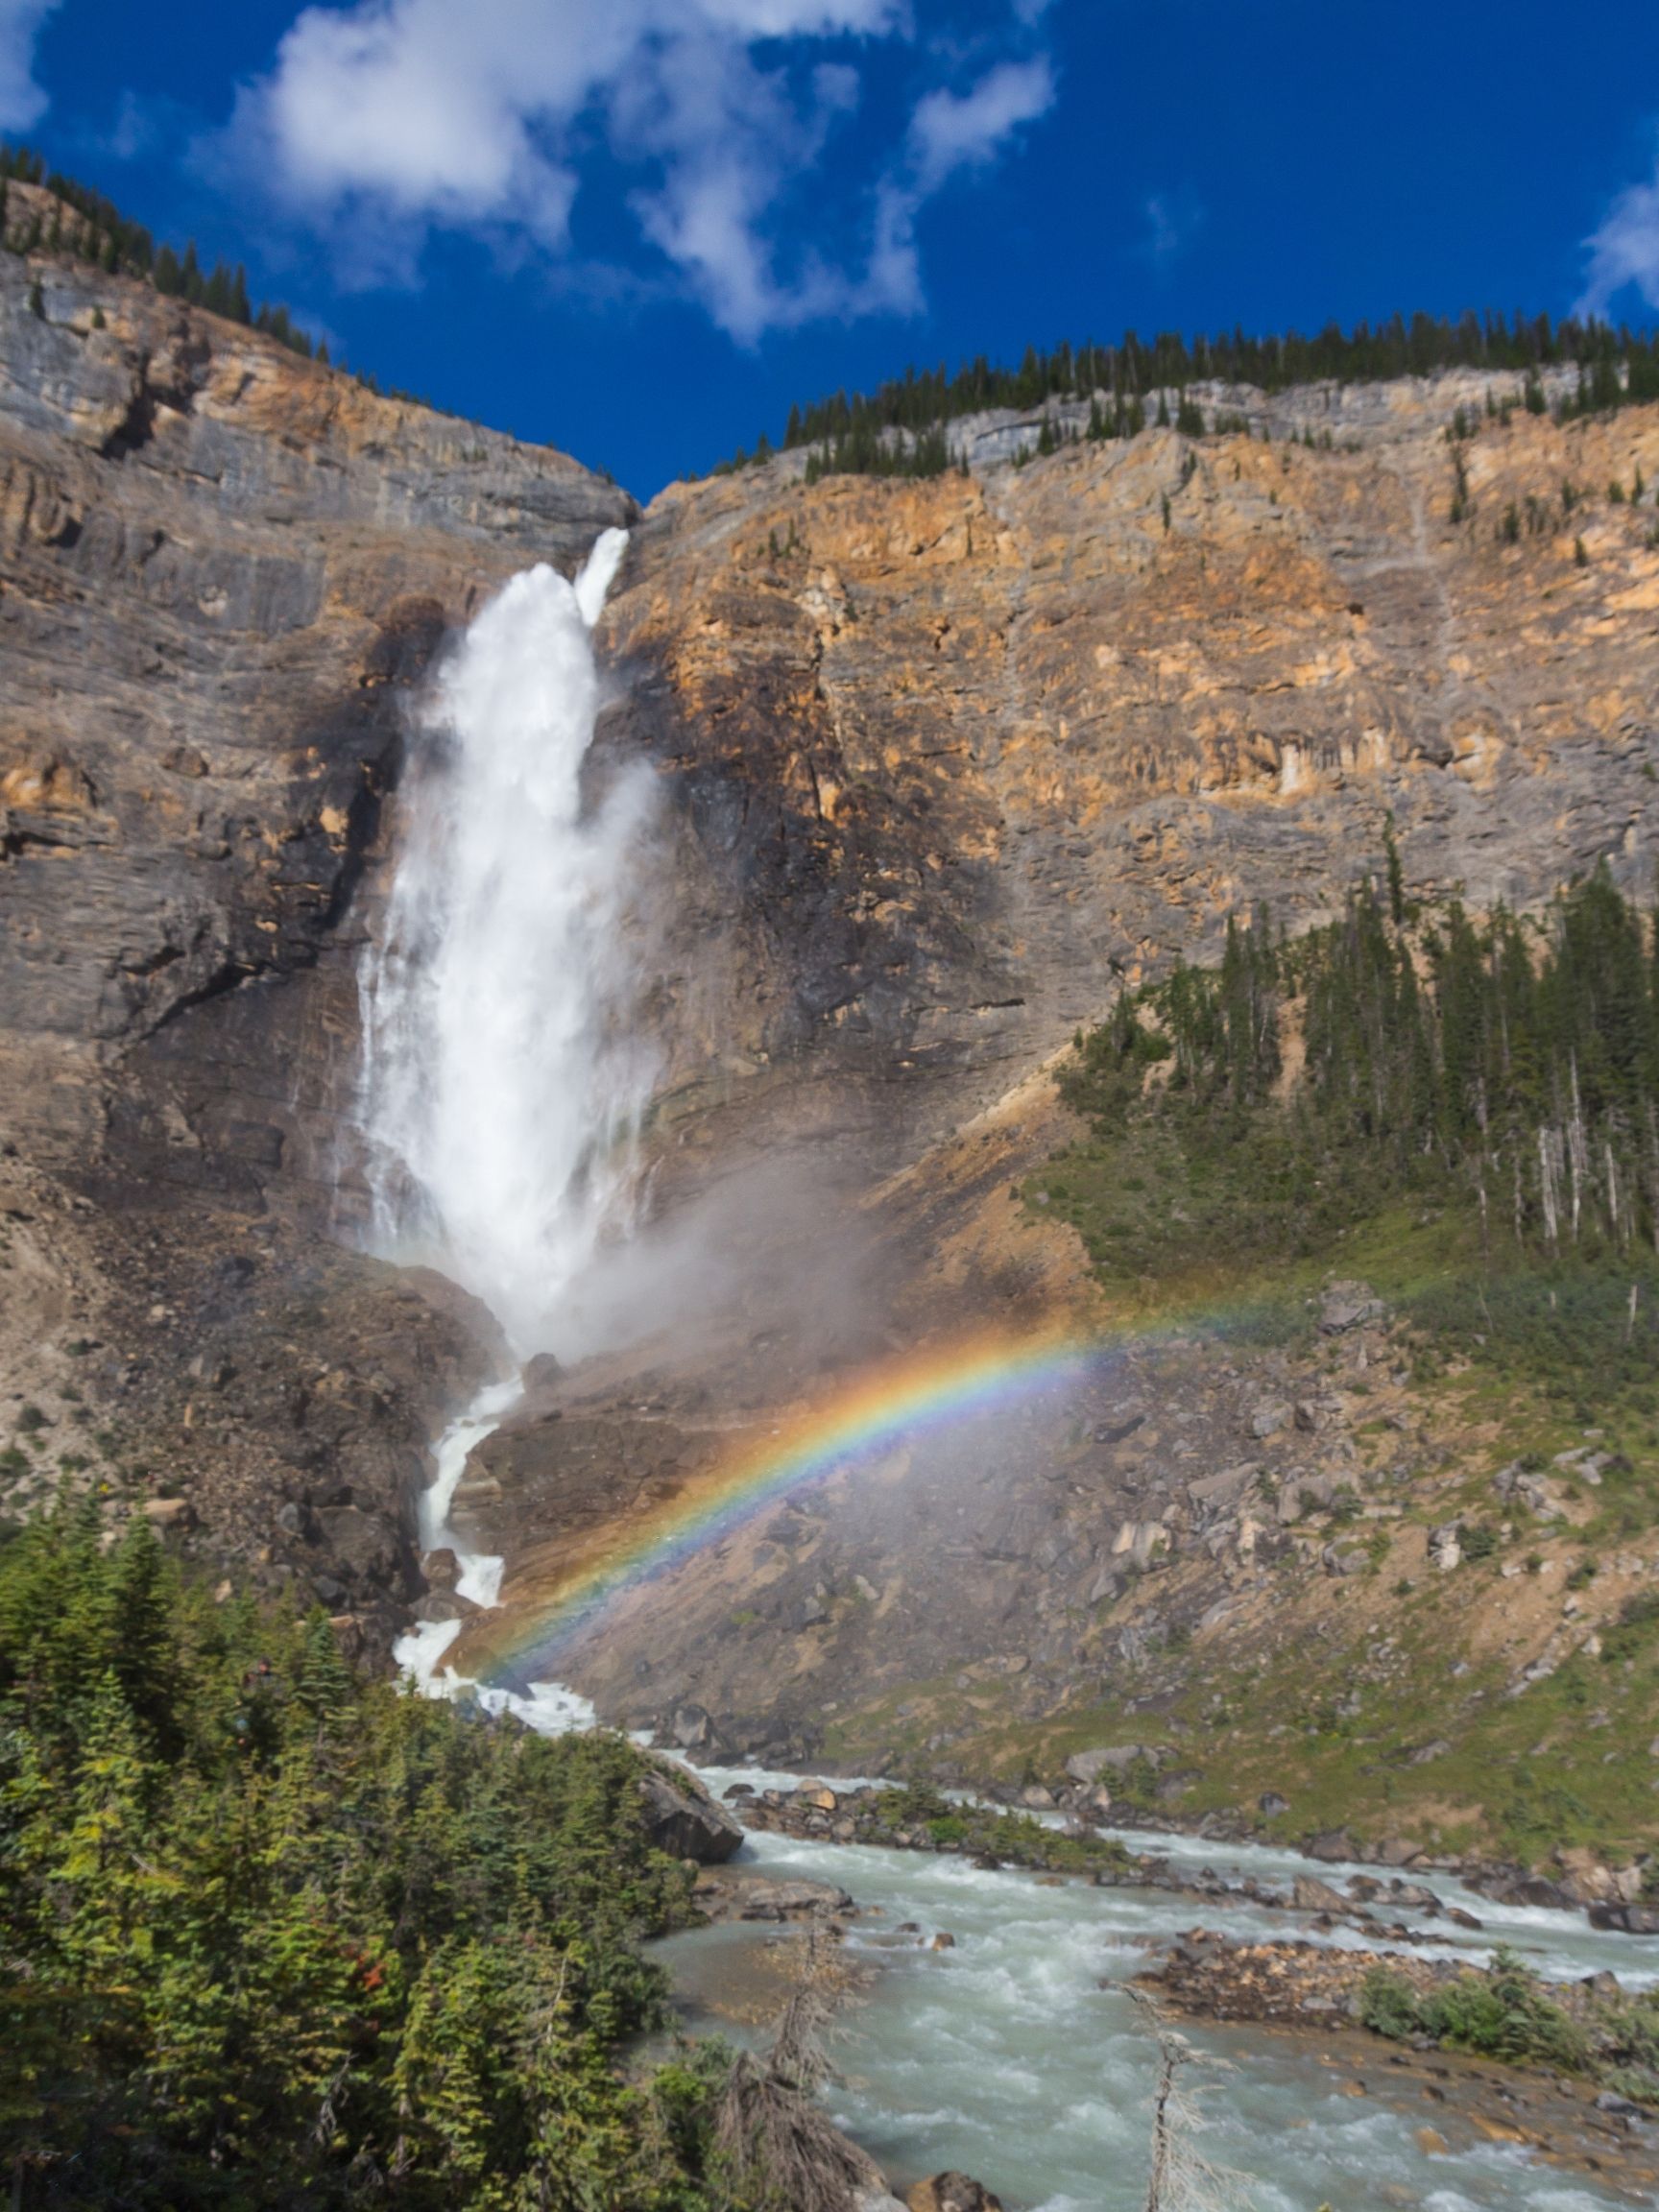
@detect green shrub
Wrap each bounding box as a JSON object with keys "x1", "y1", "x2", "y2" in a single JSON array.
[
  {"x1": 0, "y1": 1497, "x2": 717, "y2": 2207},
  {"x1": 1361, "y1": 1950, "x2": 1588, "y2": 2073},
  {"x1": 1601, "y1": 1589, "x2": 1659, "y2": 1664},
  {"x1": 1359, "y1": 1966, "x2": 1423, "y2": 2040}
]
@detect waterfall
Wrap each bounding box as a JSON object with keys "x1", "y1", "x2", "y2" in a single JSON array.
[
  {"x1": 357, "y1": 526, "x2": 651, "y2": 1358},
  {"x1": 357, "y1": 527, "x2": 647, "y2": 1706}
]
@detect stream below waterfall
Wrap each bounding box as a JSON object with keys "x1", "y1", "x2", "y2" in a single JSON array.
[{"x1": 660, "y1": 1804, "x2": 1653, "y2": 2212}]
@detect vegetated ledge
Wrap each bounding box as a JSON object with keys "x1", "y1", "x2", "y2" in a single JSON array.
[
  {"x1": 718, "y1": 1776, "x2": 1646, "y2": 1946},
  {"x1": 709, "y1": 1761, "x2": 1656, "y2": 1930},
  {"x1": 1142, "y1": 1934, "x2": 1659, "y2": 2184},
  {"x1": 729, "y1": 1778, "x2": 1138, "y2": 1878}
]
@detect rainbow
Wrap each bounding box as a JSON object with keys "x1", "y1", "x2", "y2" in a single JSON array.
[{"x1": 472, "y1": 1326, "x2": 1114, "y2": 1680}]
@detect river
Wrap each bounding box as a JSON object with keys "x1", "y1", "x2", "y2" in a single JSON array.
[{"x1": 653, "y1": 1767, "x2": 1652, "y2": 2212}]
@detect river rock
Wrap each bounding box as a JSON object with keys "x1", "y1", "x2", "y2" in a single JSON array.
[
  {"x1": 1291, "y1": 1875, "x2": 1350, "y2": 1913},
  {"x1": 906, "y1": 2176, "x2": 1004, "y2": 2212},
  {"x1": 1589, "y1": 1902, "x2": 1659, "y2": 1935},
  {"x1": 637, "y1": 1767, "x2": 743, "y2": 1863}
]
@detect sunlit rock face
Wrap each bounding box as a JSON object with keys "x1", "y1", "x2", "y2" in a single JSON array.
[
  {"x1": 4, "y1": 227, "x2": 1659, "y2": 1719},
  {"x1": 605, "y1": 390, "x2": 1658, "y2": 1166}
]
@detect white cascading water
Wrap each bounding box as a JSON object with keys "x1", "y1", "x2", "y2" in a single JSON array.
[
  {"x1": 357, "y1": 526, "x2": 641, "y2": 1711},
  {"x1": 358, "y1": 524, "x2": 648, "y2": 1358}
]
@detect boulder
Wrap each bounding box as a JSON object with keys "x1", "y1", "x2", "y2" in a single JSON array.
[
  {"x1": 410, "y1": 1590, "x2": 481, "y2": 1624},
  {"x1": 1291, "y1": 1876, "x2": 1349, "y2": 1913},
  {"x1": 638, "y1": 1767, "x2": 743, "y2": 1863},
  {"x1": 1259, "y1": 1791, "x2": 1290, "y2": 1817},
  {"x1": 907, "y1": 2176, "x2": 1004, "y2": 2212},
  {"x1": 1065, "y1": 1745, "x2": 1152, "y2": 1784},
  {"x1": 1589, "y1": 1903, "x2": 1659, "y2": 1935},
  {"x1": 1480, "y1": 1871, "x2": 1574, "y2": 1910},
  {"x1": 1427, "y1": 1523, "x2": 1462, "y2": 1572},
  {"x1": 313, "y1": 1504, "x2": 400, "y2": 1587},
  {"x1": 327, "y1": 1613, "x2": 365, "y2": 1661},
  {"x1": 733, "y1": 1877, "x2": 853, "y2": 1920},
  {"x1": 1320, "y1": 1282, "x2": 1383, "y2": 1333},
  {"x1": 1306, "y1": 1829, "x2": 1357, "y2": 1863},
  {"x1": 1188, "y1": 1462, "x2": 1262, "y2": 1517},
  {"x1": 1374, "y1": 1837, "x2": 1425, "y2": 1867},
  {"x1": 1553, "y1": 1848, "x2": 1645, "y2": 1906},
  {"x1": 141, "y1": 1497, "x2": 195, "y2": 1531},
  {"x1": 666, "y1": 1701, "x2": 722, "y2": 1752},
  {"x1": 1249, "y1": 1402, "x2": 1292, "y2": 1439},
  {"x1": 421, "y1": 1546, "x2": 463, "y2": 1592}
]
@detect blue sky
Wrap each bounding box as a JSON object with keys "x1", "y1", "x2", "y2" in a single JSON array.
[{"x1": 6, "y1": 0, "x2": 1659, "y2": 496}]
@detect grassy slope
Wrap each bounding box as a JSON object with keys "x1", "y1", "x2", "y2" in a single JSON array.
[{"x1": 821, "y1": 1107, "x2": 1659, "y2": 1869}]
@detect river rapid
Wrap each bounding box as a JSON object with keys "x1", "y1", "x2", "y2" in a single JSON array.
[{"x1": 664, "y1": 1797, "x2": 1653, "y2": 2212}]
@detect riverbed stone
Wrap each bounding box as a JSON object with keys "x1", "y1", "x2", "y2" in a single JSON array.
[{"x1": 906, "y1": 2176, "x2": 1004, "y2": 2212}]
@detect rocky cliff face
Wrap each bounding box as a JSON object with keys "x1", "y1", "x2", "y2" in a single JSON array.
[
  {"x1": 4, "y1": 222, "x2": 1659, "y2": 1752},
  {"x1": 602, "y1": 379, "x2": 1658, "y2": 1165},
  {"x1": 0, "y1": 238, "x2": 627, "y2": 1648}
]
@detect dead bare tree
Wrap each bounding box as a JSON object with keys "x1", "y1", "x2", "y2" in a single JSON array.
[
  {"x1": 1130, "y1": 1990, "x2": 1253, "y2": 2212},
  {"x1": 714, "y1": 1923, "x2": 885, "y2": 2212}
]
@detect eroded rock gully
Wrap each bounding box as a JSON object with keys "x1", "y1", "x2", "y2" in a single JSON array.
[{"x1": 3, "y1": 234, "x2": 1659, "y2": 1699}]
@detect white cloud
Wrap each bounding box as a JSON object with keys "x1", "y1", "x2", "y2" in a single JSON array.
[
  {"x1": 907, "y1": 56, "x2": 1052, "y2": 195},
  {"x1": 1579, "y1": 153, "x2": 1659, "y2": 317},
  {"x1": 0, "y1": 0, "x2": 60, "y2": 132},
  {"x1": 226, "y1": 0, "x2": 1054, "y2": 341},
  {"x1": 1139, "y1": 187, "x2": 1203, "y2": 269}
]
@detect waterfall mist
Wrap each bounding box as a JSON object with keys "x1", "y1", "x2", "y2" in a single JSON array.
[{"x1": 357, "y1": 527, "x2": 656, "y2": 1358}]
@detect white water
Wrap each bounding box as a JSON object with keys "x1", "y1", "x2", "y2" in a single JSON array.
[
  {"x1": 659, "y1": 1815, "x2": 1644, "y2": 2212},
  {"x1": 358, "y1": 533, "x2": 1653, "y2": 2208},
  {"x1": 360, "y1": 529, "x2": 645, "y2": 1701},
  {"x1": 357, "y1": 525, "x2": 650, "y2": 1358}
]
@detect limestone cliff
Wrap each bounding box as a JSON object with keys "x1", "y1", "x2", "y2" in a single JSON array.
[{"x1": 4, "y1": 215, "x2": 1659, "y2": 1793}]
